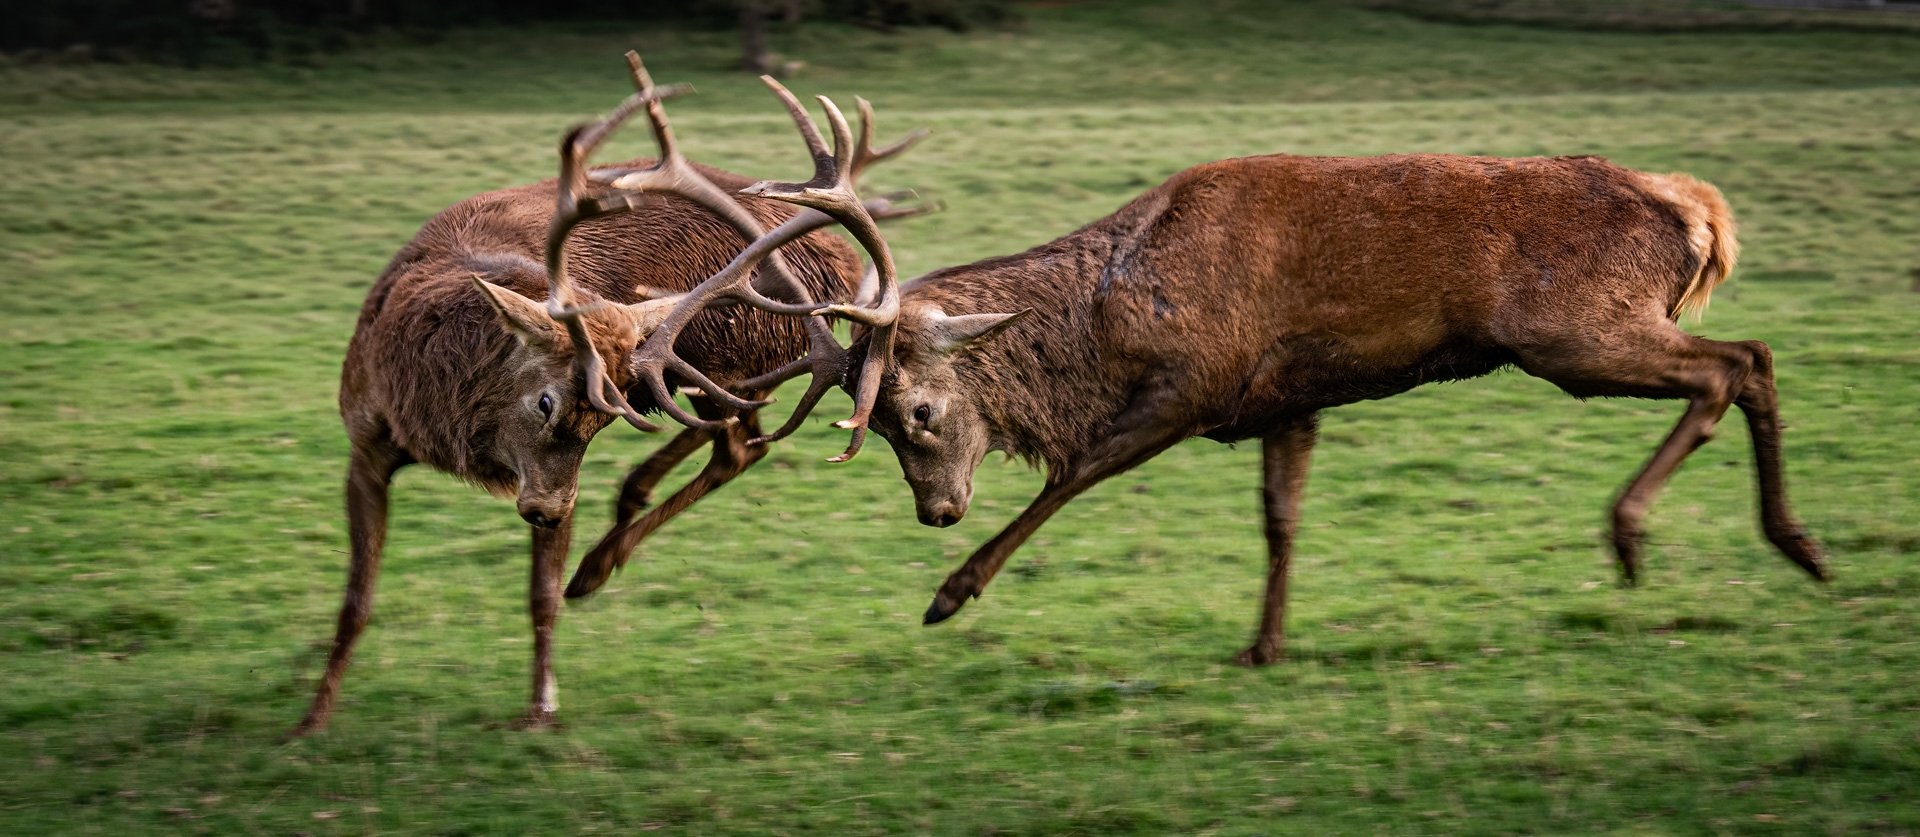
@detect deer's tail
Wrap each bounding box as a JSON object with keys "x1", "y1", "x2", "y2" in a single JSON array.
[{"x1": 1660, "y1": 173, "x2": 1740, "y2": 322}]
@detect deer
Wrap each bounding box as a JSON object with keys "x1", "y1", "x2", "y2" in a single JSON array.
[
  {"x1": 293, "y1": 53, "x2": 926, "y2": 735},
  {"x1": 567, "y1": 141, "x2": 1832, "y2": 666}
]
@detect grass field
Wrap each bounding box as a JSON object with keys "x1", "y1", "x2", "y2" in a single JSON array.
[{"x1": 4, "y1": 1, "x2": 1920, "y2": 832}]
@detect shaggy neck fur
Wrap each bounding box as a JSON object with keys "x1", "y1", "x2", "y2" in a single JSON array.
[
  {"x1": 351, "y1": 250, "x2": 629, "y2": 495},
  {"x1": 898, "y1": 186, "x2": 1174, "y2": 476}
]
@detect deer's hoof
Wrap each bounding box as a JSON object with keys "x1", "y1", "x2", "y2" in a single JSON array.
[
  {"x1": 564, "y1": 557, "x2": 612, "y2": 600},
  {"x1": 1772, "y1": 528, "x2": 1830, "y2": 582},
  {"x1": 284, "y1": 717, "x2": 326, "y2": 741},
  {"x1": 1232, "y1": 645, "x2": 1283, "y2": 667},
  {"x1": 512, "y1": 709, "x2": 562, "y2": 731},
  {"x1": 923, "y1": 591, "x2": 966, "y2": 625}
]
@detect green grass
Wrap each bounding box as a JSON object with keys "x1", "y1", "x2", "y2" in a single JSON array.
[{"x1": 4, "y1": 1, "x2": 1920, "y2": 832}]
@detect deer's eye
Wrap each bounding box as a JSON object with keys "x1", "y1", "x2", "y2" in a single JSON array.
[
  {"x1": 538, "y1": 394, "x2": 554, "y2": 420},
  {"x1": 912, "y1": 404, "x2": 932, "y2": 426}
]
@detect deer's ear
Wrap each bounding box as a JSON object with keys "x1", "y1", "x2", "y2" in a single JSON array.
[
  {"x1": 472, "y1": 275, "x2": 558, "y2": 350},
  {"x1": 927, "y1": 309, "x2": 1030, "y2": 356}
]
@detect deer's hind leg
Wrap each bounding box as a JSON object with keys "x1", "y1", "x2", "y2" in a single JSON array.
[
  {"x1": 566, "y1": 395, "x2": 769, "y2": 599},
  {"x1": 1514, "y1": 324, "x2": 1819, "y2": 584},
  {"x1": 1731, "y1": 340, "x2": 1828, "y2": 580},
  {"x1": 610, "y1": 426, "x2": 711, "y2": 528}
]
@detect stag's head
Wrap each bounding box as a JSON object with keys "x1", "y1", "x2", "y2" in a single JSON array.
[
  {"x1": 471, "y1": 275, "x2": 670, "y2": 528},
  {"x1": 452, "y1": 53, "x2": 710, "y2": 529},
  {"x1": 858, "y1": 304, "x2": 1028, "y2": 527}
]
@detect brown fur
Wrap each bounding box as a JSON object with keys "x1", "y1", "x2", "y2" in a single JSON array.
[
  {"x1": 857, "y1": 152, "x2": 1826, "y2": 663},
  {"x1": 346, "y1": 159, "x2": 858, "y2": 486},
  {"x1": 293, "y1": 159, "x2": 860, "y2": 736}
]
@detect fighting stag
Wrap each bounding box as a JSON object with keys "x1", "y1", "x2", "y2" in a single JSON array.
[
  {"x1": 295, "y1": 54, "x2": 922, "y2": 735},
  {"x1": 652, "y1": 152, "x2": 1832, "y2": 664}
]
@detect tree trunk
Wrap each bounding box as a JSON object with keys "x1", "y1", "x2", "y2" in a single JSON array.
[{"x1": 738, "y1": 2, "x2": 775, "y2": 75}]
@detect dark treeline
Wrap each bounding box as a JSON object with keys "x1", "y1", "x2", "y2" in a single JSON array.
[{"x1": 6, "y1": 0, "x2": 1015, "y2": 66}]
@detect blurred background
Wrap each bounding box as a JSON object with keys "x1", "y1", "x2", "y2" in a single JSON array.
[{"x1": 2, "y1": 0, "x2": 1917, "y2": 832}]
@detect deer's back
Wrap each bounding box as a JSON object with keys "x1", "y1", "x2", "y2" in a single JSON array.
[
  {"x1": 348, "y1": 158, "x2": 861, "y2": 403},
  {"x1": 1094, "y1": 153, "x2": 1712, "y2": 435}
]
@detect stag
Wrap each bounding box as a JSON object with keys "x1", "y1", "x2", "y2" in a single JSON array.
[
  {"x1": 573, "y1": 149, "x2": 1831, "y2": 665},
  {"x1": 294, "y1": 55, "x2": 924, "y2": 735}
]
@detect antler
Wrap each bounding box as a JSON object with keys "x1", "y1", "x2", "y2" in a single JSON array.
[
  {"x1": 602, "y1": 68, "x2": 928, "y2": 460},
  {"x1": 541, "y1": 52, "x2": 929, "y2": 457},
  {"x1": 720, "y1": 85, "x2": 935, "y2": 461},
  {"x1": 542, "y1": 64, "x2": 696, "y2": 434},
  {"x1": 851, "y1": 97, "x2": 929, "y2": 186},
  {"x1": 731, "y1": 80, "x2": 912, "y2": 461}
]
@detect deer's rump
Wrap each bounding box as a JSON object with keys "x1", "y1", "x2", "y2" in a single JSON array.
[{"x1": 1092, "y1": 152, "x2": 1733, "y2": 440}]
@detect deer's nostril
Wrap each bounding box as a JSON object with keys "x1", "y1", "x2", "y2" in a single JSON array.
[{"x1": 934, "y1": 513, "x2": 959, "y2": 528}]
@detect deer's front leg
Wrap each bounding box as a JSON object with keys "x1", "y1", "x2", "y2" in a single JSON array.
[
  {"x1": 922, "y1": 483, "x2": 1082, "y2": 624},
  {"x1": 520, "y1": 518, "x2": 572, "y2": 729},
  {"x1": 566, "y1": 396, "x2": 764, "y2": 600},
  {"x1": 924, "y1": 401, "x2": 1185, "y2": 624},
  {"x1": 1235, "y1": 413, "x2": 1318, "y2": 667},
  {"x1": 289, "y1": 442, "x2": 404, "y2": 738}
]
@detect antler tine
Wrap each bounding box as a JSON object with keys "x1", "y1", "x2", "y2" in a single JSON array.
[
  {"x1": 851, "y1": 96, "x2": 930, "y2": 183},
  {"x1": 605, "y1": 51, "x2": 826, "y2": 328},
  {"x1": 819, "y1": 93, "x2": 858, "y2": 183},
  {"x1": 624, "y1": 52, "x2": 678, "y2": 161},
  {"x1": 547, "y1": 84, "x2": 694, "y2": 305},
  {"x1": 766, "y1": 82, "x2": 842, "y2": 180},
  {"x1": 750, "y1": 369, "x2": 842, "y2": 446},
  {"x1": 866, "y1": 189, "x2": 944, "y2": 225}
]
